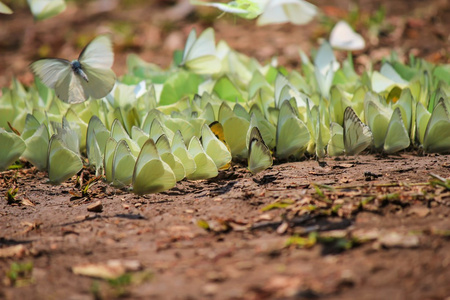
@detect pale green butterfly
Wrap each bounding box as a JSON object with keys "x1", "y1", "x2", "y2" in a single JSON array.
[
  {"x1": 47, "y1": 134, "x2": 83, "y2": 184},
  {"x1": 86, "y1": 116, "x2": 110, "y2": 175},
  {"x1": 131, "y1": 126, "x2": 149, "y2": 148},
  {"x1": 103, "y1": 137, "x2": 118, "y2": 183},
  {"x1": 364, "y1": 92, "x2": 391, "y2": 150},
  {"x1": 30, "y1": 35, "x2": 116, "y2": 104},
  {"x1": 276, "y1": 100, "x2": 310, "y2": 159},
  {"x1": 415, "y1": 101, "x2": 431, "y2": 146},
  {"x1": 0, "y1": 128, "x2": 26, "y2": 171},
  {"x1": 327, "y1": 122, "x2": 344, "y2": 157},
  {"x1": 343, "y1": 106, "x2": 373, "y2": 156},
  {"x1": 218, "y1": 102, "x2": 250, "y2": 159},
  {"x1": 110, "y1": 119, "x2": 140, "y2": 157},
  {"x1": 111, "y1": 139, "x2": 136, "y2": 188},
  {"x1": 180, "y1": 28, "x2": 221, "y2": 74},
  {"x1": 248, "y1": 126, "x2": 273, "y2": 174},
  {"x1": 423, "y1": 99, "x2": 450, "y2": 153},
  {"x1": 201, "y1": 123, "x2": 232, "y2": 169},
  {"x1": 132, "y1": 139, "x2": 176, "y2": 195},
  {"x1": 187, "y1": 136, "x2": 218, "y2": 180},
  {"x1": 171, "y1": 130, "x2": 197, "y2": 177},
  {"x1": 155, "y1": 135, "x2": 186, "y2": 182},
  {"x1": 383, "y1": 107, "x2": 410, "y2": 154},
  {"x1": 22, "y1": 123, "x2": 50, "y2": 171}
]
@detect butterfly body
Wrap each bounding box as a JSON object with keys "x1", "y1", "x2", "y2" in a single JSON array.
[{"x1": 70, "y1": 60, "x2": 89, "y2": 82}]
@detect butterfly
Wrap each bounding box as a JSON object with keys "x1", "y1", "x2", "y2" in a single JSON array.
[
  {"x1": 30, "y1": 35, "x2": 116, "y2": 104},
  {"x1": 257, "y1": 0, "x2": 318, "y2": 26},
  {"x1": 248, "y1": 126, "x2": 272, "y2": 174},
  {"x1": 329, "y1": 20, "x2": 365, "y2": 51},
  {"x1": 27, "y1": 0, "x2": 66, "y2": 20},
  {"x1": 21, "y1": 115, "x2": 50, "y2": 171},
  {"x1": 201, "y1": 123, "x2": 232, "y2": 169},
  {"x1": 180, "y1": 28, "x2": 221, "y2": 74},
  {"x1": 132, "y1": 139, "x2": 176, "y2": 195},
  {"x1": 0, "y1": 128, "x2": 26, "y2": 171},
  {"x1": 276, "y1": 100, "x2": 310, "y2": 159},
  {"x1": 0, "y1": 1, "x2": 12, "y2": 14},
  {"x1": 383, "y1": 107, "x2": 410, "y2": 154},
  {"x1": 423, "y1": 99, "x2": 450, "y2": 153},
  {"x1": 343, "y1": 106, "x2": 373, "y2": 156},
  {"x1": 190, "y1": 0, "x2": 264, "y2": 19}
]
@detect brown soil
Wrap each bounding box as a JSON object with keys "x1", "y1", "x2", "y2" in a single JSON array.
[{"x1": 1, "y1": 1, "x2": 450, "y2": 299}]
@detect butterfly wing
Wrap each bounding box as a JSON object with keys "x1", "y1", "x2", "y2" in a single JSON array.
[
  {"x1": 383, "y1": 107, "x2": 410, "y2": 154},
  {"x1": 78, "y1": 35, "x2": 114, "y2": 69},
  {"x1": 343, "y1": 106, "x2": 373, "y2": 156},
  {"x1": 54, "y1": 70, "x2": 88, "y2": 103},
  {"x1": 423, "y1": 99, "x2": 450, "y2": 153},
  {"x1": 80, "y1": 65, "x2": 116, "y2": 99},
  {"x1": 248, "y1": 126, "x2": 272, "y2": 174},
  {"x1": 30, "y1": 58, "x2": 71, "y2": 89}
]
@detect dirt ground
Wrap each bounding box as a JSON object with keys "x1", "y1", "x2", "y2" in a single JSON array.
[{"x1": 1, "y1": 0, "x2": 450, "y2": 299}]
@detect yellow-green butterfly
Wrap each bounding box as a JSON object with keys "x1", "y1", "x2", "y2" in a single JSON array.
[
  {"x1": 0, "y1": 129, "x2": 26, "y2": 171},
  {"x1": 47, "y1": 134, "x2": 83, "y2": 184},
  {"x1": 276, "y1": 100, "x2": 310, "y2": 159},
  {"x1": 132, "y1": 139, "x2": 176, "y2": 195},
  {"x1": 111, "y1": 139, "x2": 136, "y2": 188},
  {"x1": 423, "y1": 99, "x2": 450, "y2": 153},
  {"x1": 248, "y1": 126, "x2": 273, "y2": 174},
  {"x1": 415, "y1": 101, "x2": 431, "y2": 146},
  {"x1": 155, "y1": 135, "x2": 186, "y2": 181},
  {"x1": 172, "y1": 130, "x2": 197, "y2": 177},
  {"x1": 343, "y1": 106, "x2": 373, "y2": 156},
  {"x1": 364, "y1": 92, "x2": 390, "y2": 150},
  {"x1": 30, "y1": 35, "x2": 116, "y2": 103},
  {"x1": 86, "y1": 116, "x2": 109, "y2": 175},
  {"x1": 218, "y1": 102, "x2": 250, "y2": 159},
  {"x1": 22, "y1": 123, "x2": 50, "y2": 171},
  {"x1": 383, "y1": 107, "x2": 410, "y2": 154},
  {"x1": 327, "y1": 122, "x2": 344, "y2": 157},
  {"x1": 187, "y1": 136, "x2": 218, "y2": 180},
  {"x1": 201, "y1": 123, "x2": 232, "y2": 169},
  {"x1": 180, "y1": 28, "x2": 221, "y2": 74},
  {"x1": 103, "y1": 137, "x2": 118, "y2": 183}
]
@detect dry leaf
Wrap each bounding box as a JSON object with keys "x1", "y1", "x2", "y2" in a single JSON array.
[
  {"x1": 0, "y1": 244, "x2": 27, "y2": 258},
  {"x1": 72, "y1": 259, "x2": 142, "y2": 279},
  {"x1": 87, "y1": 200, "x2": 103, "y2": 212}
]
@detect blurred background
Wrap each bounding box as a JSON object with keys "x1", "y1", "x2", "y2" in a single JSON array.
[{"x1": 0, "y1": 0, "x2": 448, "y2": 87}]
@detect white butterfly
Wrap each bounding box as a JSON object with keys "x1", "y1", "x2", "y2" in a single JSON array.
[
  {"x1": 257, "y1": 0, "x2": 318, "y2": 26},
  {"x1": 30, "y1": 35, "x2": 116, "y2": 104},
  {"x1": 329, "y1": 20, "x2": 365, "y2": 51}
]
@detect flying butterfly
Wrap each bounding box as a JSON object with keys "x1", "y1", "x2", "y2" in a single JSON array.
[{"x1": 30, "y1": 35, "x2": 116, "y2": 104}]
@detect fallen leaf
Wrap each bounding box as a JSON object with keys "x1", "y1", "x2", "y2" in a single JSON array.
[
  {"x1": 408, "y1": 206, "x2": 430, "y2": 218},
  {"x1": 87, "y1": 200, "x2": 103, "y2": 212},
  {"x1": 379, "y1": 232, "x2": 419, "y2": 248},
  {"x1": 72, "y1": 260, "x2": 142, "y2": 280},
  {"x1": 0, "y1": 244, "x2": 27, "y2": 258}
]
